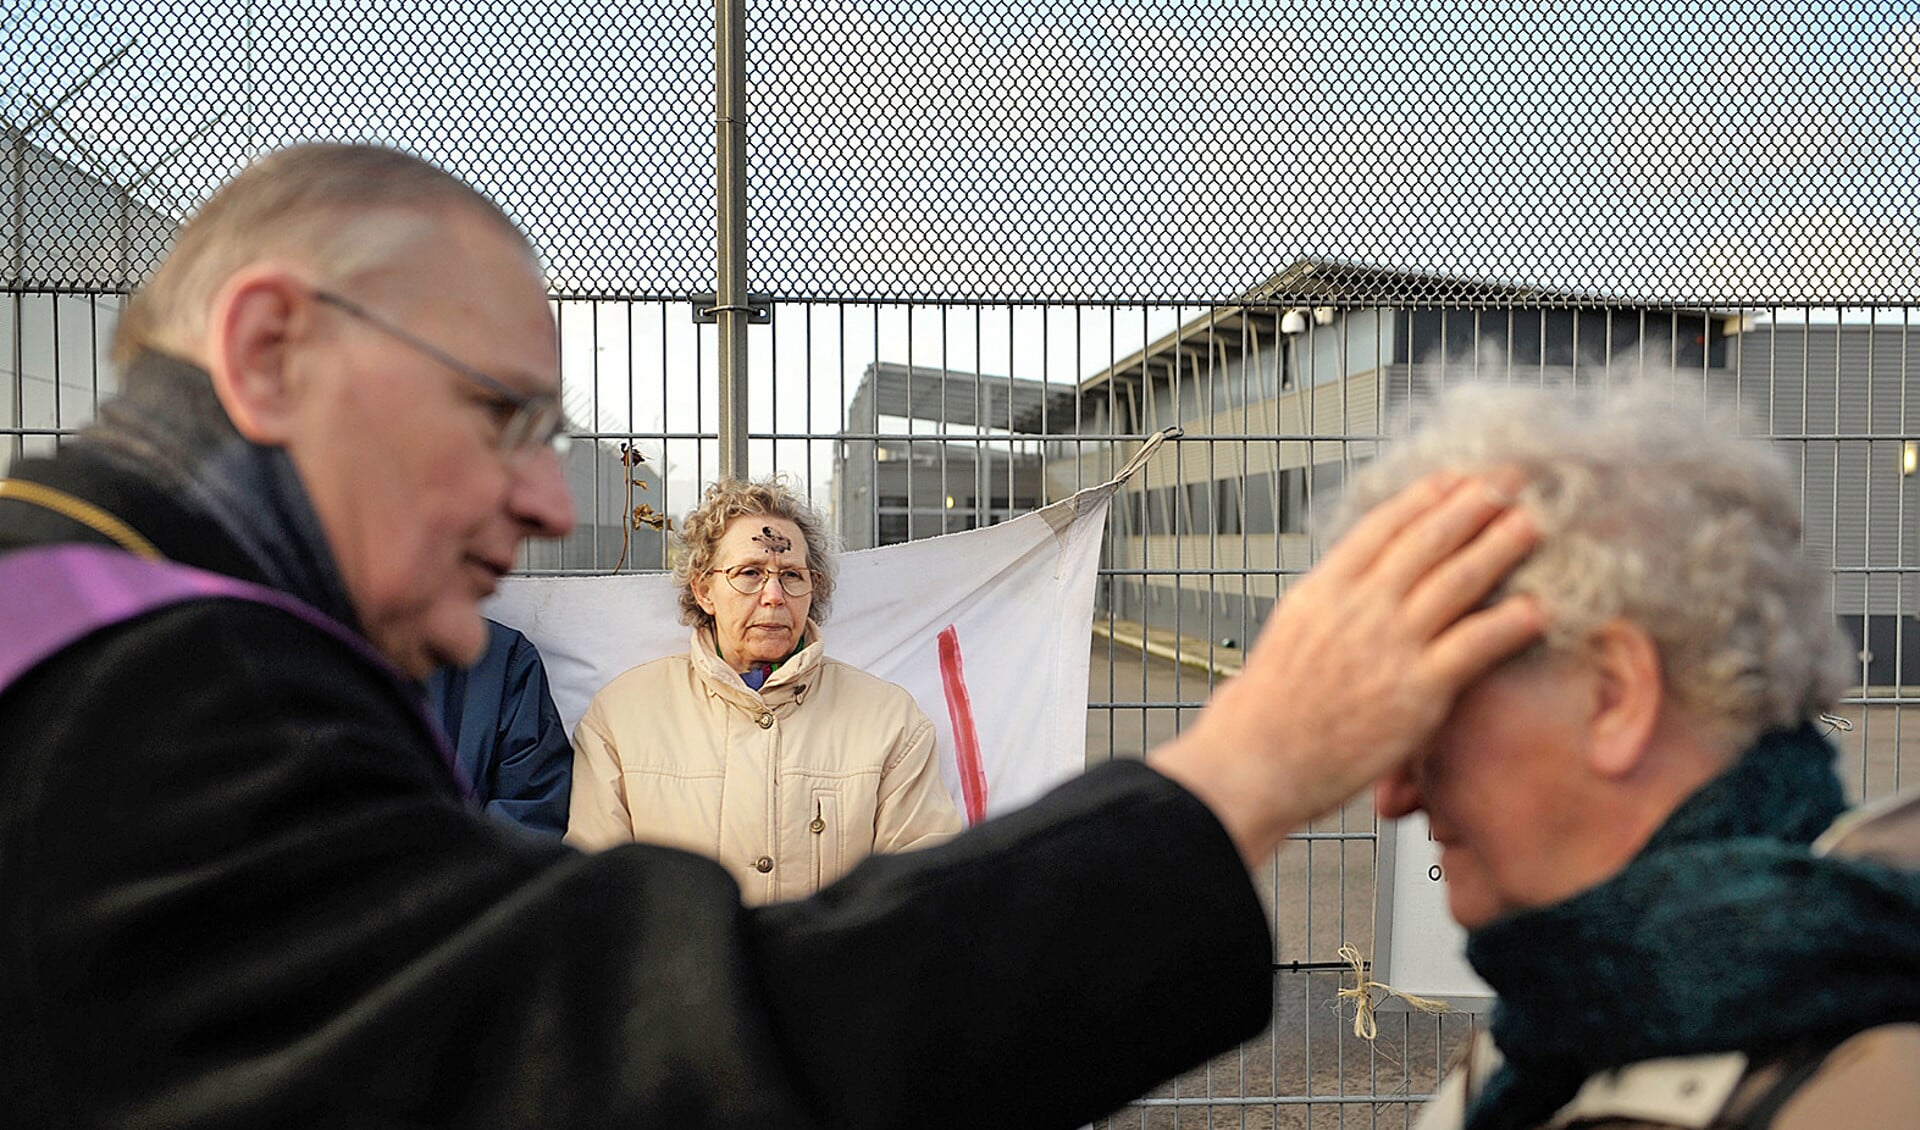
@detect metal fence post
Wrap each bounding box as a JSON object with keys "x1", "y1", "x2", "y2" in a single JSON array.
[{"x1": 714, "y1": 0, "x2": 750, "y2": 482}]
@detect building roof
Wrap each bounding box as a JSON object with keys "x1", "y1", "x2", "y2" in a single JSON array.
[
  {"x1": 1245, "y1": 258, "x2": 1590, "y2": 306},
  {"x1": 1074, "y1": 258, "x2": 1734, "y2": 398},
  {"x1": 846, "y1": 361, "x2": 1078, "y2": 433},
  {"x1": 3, "y1": 129, "x2": 178, "y2": 290}
]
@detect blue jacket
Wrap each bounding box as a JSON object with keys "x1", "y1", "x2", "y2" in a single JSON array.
[{"x1": 426, "y1": 620, "x2": 572, "y2": 836}]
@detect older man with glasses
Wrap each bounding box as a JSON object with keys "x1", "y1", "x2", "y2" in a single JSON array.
[
  {"x1": 568, "y1": 477, "x2": 963, "y2": 902},
  {"x1": 0, "y1": 143, "x2": 1544, "y2": 1129}
]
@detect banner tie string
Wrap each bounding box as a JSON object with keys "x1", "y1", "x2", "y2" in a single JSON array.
[{"x1": 1336, "y1": 943, "x2": 1451, "y2": 1040}]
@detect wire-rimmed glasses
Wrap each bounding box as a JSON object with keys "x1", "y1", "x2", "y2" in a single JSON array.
[
  {"x1": 710, "y1": 563, "x2": 813, "y2": 597},
  {"x1": 312, "y1": 289, "x2": 571, "y2": 457}
]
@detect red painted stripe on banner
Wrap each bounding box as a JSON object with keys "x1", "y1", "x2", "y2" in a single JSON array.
[{"x1": 938, "y1": 624, "x2": 988, "y2": 825}]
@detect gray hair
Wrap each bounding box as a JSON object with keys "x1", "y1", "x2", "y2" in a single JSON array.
[
  {"x1": 673, "y1": 477, "x2": 838, "y2": 629},
  {"x1": 1326, "y1": 380, "x2": 1851, "y2": 746},
  {"x1": 114, "y1": 143, "x2": 537, "y2": 367}
]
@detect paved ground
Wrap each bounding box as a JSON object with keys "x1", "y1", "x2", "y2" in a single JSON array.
[{"x1": 1079, "y1": 625, "x2": 1918, "y2": 1128}]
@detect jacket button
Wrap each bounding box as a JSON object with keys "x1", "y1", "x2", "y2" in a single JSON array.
[
  {"x1": 757, "y1": 712, "x2": 774, "y2": 729},
  {"x1": 754, "y1": 856, "x2": 774, "y2": 873}
]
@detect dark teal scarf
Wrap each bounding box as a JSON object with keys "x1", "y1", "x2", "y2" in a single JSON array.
[{"x1": 1463, "y1": 724, "x2": 1920, "y2": 1130}]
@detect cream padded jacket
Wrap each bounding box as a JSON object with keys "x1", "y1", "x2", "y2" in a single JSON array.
[{"x1": 567, "y1": 624, "x2": 964, "y2": 904}]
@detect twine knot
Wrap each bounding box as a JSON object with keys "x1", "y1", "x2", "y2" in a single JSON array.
[{"x1": 1336, "y1": 943, "x2": 1451, "y2": 1040}]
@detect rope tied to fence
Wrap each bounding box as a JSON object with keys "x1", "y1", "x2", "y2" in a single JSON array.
[{"x1": 1335, "y1": 943, "x2": 1451, "y2": 1040}]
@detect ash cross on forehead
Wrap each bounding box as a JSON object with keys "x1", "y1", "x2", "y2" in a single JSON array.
[{"x1": 753, "y1": 526, "x2": 793, "y2": 554}]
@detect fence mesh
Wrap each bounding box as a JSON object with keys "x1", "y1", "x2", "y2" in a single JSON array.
[{"x1": 10, "y1": 1, "x2": 1920, "y2": 303}]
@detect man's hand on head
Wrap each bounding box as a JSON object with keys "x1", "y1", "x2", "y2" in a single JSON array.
[{"x1": 1152, "y1": 468, "x2": 1544, "y2": 867}]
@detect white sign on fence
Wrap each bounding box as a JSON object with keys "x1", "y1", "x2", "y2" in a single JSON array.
[{"x1": 1372, "y1": 812, "x2": 1494, "y2": 1011}]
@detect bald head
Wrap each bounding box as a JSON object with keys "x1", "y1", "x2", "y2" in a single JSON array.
[
  {"x1": 114, "y1": 144, "x2": 538, "y2": 367},
  {"x1": 99, "y1": 144, "x2": 571, "y2": 677}
]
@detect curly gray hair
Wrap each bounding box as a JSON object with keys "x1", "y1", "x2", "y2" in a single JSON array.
[
  {"x1": 1325, "y1": 380, "x2": 1851, "y2": 747},
  {"x1": 673, "y1": 477, "x2": 838, "y2": 630}
]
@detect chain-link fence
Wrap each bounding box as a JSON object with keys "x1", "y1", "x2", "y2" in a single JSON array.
[
  {"x1": 12, "y1": 3, "x2": 1920, "y2": 303},
  {"x1": 8, "y1": 1, "x2": 1920, "y2": 1125}
]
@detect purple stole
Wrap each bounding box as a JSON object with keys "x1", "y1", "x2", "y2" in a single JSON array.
[{"x1": 0, "y1": 543, "x2": 468, "y2": 796}]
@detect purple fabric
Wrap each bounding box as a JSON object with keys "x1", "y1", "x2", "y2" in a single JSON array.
[
  {"x1": 0, "y1": 543, "x2": 468, "y2": 797},
  {"x1": 741, "y1": 661, "x2": 775, "y2": 691}
]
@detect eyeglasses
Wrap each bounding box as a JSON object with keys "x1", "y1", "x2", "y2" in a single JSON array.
[
  {"x1": 709, "y1": 563, "x2": 813, "y2": 597},
  {"x1": 311, "y1": 289, "x2": 572, "y2": 457}
]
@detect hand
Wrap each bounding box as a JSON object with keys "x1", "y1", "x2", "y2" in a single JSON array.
[{"x1": 1153, "y1": 468, "x2": 1543, "y2": 866}]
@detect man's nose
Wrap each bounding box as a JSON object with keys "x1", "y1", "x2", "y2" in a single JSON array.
[
  {"x1": 1373, "y1": 760, "x2": 1424, "y2": 820},
  {"x1": 509, "y1": 448, "x2": 575, "y2": 538},
  {"x1": 759, "y1": 575, "x2": 788, "y2": 605}
]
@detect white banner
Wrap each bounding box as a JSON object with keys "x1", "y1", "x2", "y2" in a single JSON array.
[{"x1": 485, "y1": 481, "x2": 1121, "y2": 822}]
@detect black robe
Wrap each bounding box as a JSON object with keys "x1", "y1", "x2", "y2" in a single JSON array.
[{"x1": 0, "y1": 441, "x2": 1273, "y2": 1129}]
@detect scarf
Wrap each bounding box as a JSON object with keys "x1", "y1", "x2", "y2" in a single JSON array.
[
  {"x1": 71, "y1": 350, "x2": 360, "y2": 632},
  {"x1": 1463, "y1": 724, "x2": 1920, "y2": 1130},
  {"x1": 741, "y1": 661, "x2": 777, "y2": 691}
]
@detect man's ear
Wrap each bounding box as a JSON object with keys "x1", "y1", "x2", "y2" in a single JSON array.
[
  {"x1": 1584, "y1": 618, "x2": 1665, "y2": 779},
  {"x1": 203, "y1": 265, "x2": 314, "y2": 446}
]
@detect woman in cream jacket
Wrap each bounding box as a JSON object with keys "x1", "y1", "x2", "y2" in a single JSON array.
[{"x1": 568, "y1": 478, "x2": 962, "y2": 904}]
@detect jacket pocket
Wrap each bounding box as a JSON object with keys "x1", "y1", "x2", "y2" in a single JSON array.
[{"x1": 809, "y1": 790, "x2": 843, "y2": 893}]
